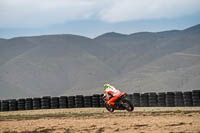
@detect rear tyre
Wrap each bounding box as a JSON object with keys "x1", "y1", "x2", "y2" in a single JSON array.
[{"x1": 105, "y1": 104, "x2": 114, "y2": 112}]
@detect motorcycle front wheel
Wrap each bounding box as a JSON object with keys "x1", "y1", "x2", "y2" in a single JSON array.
[{"x1": 122, "y1": 100, "x2": 134, "y2": 112}]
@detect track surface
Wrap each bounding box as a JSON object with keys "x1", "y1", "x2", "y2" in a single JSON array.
[{"x1": 0, "y1": 107, "x2": 200, "y2": 133}]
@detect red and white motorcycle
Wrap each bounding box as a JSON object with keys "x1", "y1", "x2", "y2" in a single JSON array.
[{"x1": 103, "y1": 92, "x2": 134, "y2": 112}]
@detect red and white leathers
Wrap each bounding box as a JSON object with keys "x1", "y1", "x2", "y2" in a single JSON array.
[{"x1": 104, "y1": 85, "x2": 122, "y2": 106}]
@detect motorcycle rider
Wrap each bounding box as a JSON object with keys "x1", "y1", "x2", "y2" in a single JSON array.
[{"x1": 104, "y1": 84, "x2": 123, "y2": 107}]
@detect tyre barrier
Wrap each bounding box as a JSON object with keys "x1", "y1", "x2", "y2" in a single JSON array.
[
  {"x1": 148, "y1": 92, "x2": 158, "y2": 107},
  {"x1": 1, "y1": 100, "x2": 9, "y2": 111},
  {"x1": 132, "y1": 93, "x2": 140, "y2": 107},
  {"x1": 25, "y1": 98, "x2": 33, "y2": 110},
  {"x1": 84, "y1": 96, "x2": 92, "y2": 107},
  {"x1": 126, "y1": 94, "x2": 133, "y2": 105},
  {"x1": 51, "y1": 97, "x2": 59, "y2": 109},
  {"x1": 17, "y1": 99, "x2": 25, "y2": 110},
  {"x1": 100, "y1": 94, "x2": 105, "y2": 107},
  {"x1": 9, "y1": 99, "x2": 18, "y2": 111},
  {"x1": 92, "y1": 94, "x2": 100, "y2": 107},
  {"x1": 33, "y1": 97, "x2": 41, "y2": 110},
  {"x1": 157, "y1": 92, "x2": 166, "y2": 107},
  {"x1": 0, "y1": 89, "x2": 200, "y2": 112},
  {"x1": 183, "y1": 91, "x2": 193, "y2": 106},
  {"x1": 140, "y1": 93, "x2": 149, "y2": 107},
  {"x1": 75, "y1": 95, "x2": 84, "y2": 108},
  {"x1": 41, "y1": 96, "x2": 51, "y2": 109},
  {"x1": 59, "y1": 96, "x2": 68, "y2": 108},
  {"x1": 166, "y1": 92, "x2": 175, "y2": 107},
  {"x1": 192, "y1": 90, "x2": 200, "y2": 106},
  {"x1": 68, "y1": 96, "x2": 75, "y2": 108},
  {"x1": 175, "y1": 92, "x2": 184, "y2": 107}
]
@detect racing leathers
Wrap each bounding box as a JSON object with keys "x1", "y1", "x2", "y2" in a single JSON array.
[{"x1": 104, "y1": 85, "x2": 122, "y2": 106}]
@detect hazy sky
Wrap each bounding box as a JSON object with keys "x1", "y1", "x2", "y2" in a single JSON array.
[{"x1": 0, "y1": 0, "x2": 200, "y2": 39}]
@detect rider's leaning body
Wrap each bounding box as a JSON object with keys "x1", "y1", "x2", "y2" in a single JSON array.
[{"x1": 104, "y1": 84, "x2": 122, "y2": 106}]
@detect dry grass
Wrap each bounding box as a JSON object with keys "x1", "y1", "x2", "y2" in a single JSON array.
[{"x1": 0, "y1": 107, "x2": 200, "y2": 133}]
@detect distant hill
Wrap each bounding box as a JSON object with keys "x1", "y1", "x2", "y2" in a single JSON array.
[{"x1": 0, "y1": 24, "x2": 200, "y2": 99}]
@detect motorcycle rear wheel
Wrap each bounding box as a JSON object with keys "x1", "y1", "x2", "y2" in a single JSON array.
[{"x1": 105, "y1": 104, "x2": 114, "y2": 112}]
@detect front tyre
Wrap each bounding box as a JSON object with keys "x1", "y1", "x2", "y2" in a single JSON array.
[{"x1": 122, "y1": 100, "x2": 134, "y2": 112}]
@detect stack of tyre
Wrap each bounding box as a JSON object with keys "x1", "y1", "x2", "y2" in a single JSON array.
[
  {"x1": 175, "y1": 92, "x2": 184, "y2": 107},
  {"x1": 59, "y1": 96, "x2": 68, "y2": 108},
  {"x1": 25, "y1": 98, "x2": 33, "y2": 110},
  {"x1": 126, "y1": 94, "x2": 133, "y2": 105},
  {"x1": 148, "y1": 92, "x2": 158, "y2": 107},
  {"x1": 51, "y1": 97, "x2": 59, "y2": 109},
  {"x1": 33, "y1": 97, "x2": 41, "y2": 109},
  {"x1": 166, "y1": 92, "x2": 175, "y2": 107},
  {"x1": 183, "y1": 91, "x2": 193, "y2": 106},
  {"x1": 84, "y1": 96, "x2": 92, "y2": 107},
  {"x1": 92, "y1": 94, "x2": 100, "y2": 107},
  {"x1": 17, "y1": 99, "x2": 25, "y2": 110},
  {"x1": 68, "y1": 96, "x2": 75, "y2": 108},
  {"x1": 99, "y1": 94, "x2": 105, "y2": 107},
  {"x1": 132, "y1": 93, "x2": 140, "y2": 107},
  {"x1": 192, "y1": 90, "x2": 200, "y2": 106},
  {"x1": 1, "y1": 100, "x2": 9, "y2": 111},
  {"x1": 9, "y1": 99, "x2": 17, "y2": 111},
  {"x1": 41, "y1": 96, "x2": 51, "y2": 109},
  {"x1": 157, "y1": 92, "x2": 166, "y2": 107},
  {"x1": 75, "y1": 95, "x2": 84, "y2": 108},
  {"x1": 140, "y1": 93, "x2": 149, "y2": 107}
]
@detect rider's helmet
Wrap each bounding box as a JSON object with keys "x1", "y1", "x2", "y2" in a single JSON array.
[{"x1": 104, "y1": 83, "x2": 110, "y2": 90}]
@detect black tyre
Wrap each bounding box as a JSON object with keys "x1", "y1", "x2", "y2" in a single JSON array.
[
  {"x1": 84, "y1": 96, "x2": 92, "y2": 107},
  {"x1": 59, "y1": 96, "x2": 68, "y2": 108},
  {"x1": 100, "y1": 94, "x2": 105, "y2": 107},
  {"x1": 122, "y1": 99, "x2": 134, "y2": 112},
  {"x1": 18, "y1": 99, "x2": 25, "y2": 110},
  {"x1": 105, "y1": 104, "x2": 114, "y2": 112},
  {"x1": 148, "y1": 92, "x2": 158, "y2": 107},
  {"x1": 9, "y1": 99, "x2": 17, "y2": 111},
  {"x1": 192, "y1": 90, "x2": 200, "y2": 106},
  {"x1": 92, "y1": 94, "x2": 100, "y2": 107},
  {"x1": 33, "y1": 97, "x2": 41, "y2": 109},
  {"x1": 51, "y1": 97, "x2": 59, "y2": 109},
  {"x1": 132, "y1": 93, "x2": 140, "y2": 107},
  {"x1": 126, "y1": 94, "x2": 133, "y2": 103},
  {"x1": 175, "y1": 92, "x2": 184, "y2": 107},
  {"x1": 158, "y1": 92, "x2": 166, "y2": 107},
  {"x1": 25, "y1": 98, "x2": 33, "y2": 110},
  {"x1": 68, "y1": 96, "x2": 75, "y2": 108},
  {"x1": 75, "y1": 95, "x2": 84, "y2": 108},
  {"x1": 1, "y1": 100, "x2": 9, "y2": 111},
  {"x1": 166, "y1": 92, "x2": 175, "y2": 107},
  {"x1": 140, "y1": 93, "x2": 149, "y2": 107},
  {"x1": 41, "y1": 96, "x2": 50, "y2": 109},
  {"x1": 183, "y1": 92, "x2": 193, "y2": 106}
]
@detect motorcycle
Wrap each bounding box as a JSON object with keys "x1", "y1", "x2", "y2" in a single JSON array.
[{"x1": 103, "y1": 92, "x2": 134, "y2": 112}]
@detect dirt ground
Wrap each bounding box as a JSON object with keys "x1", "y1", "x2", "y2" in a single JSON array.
[{"x1": 0, "y1": 107, "x2": 200, "y2": 133}]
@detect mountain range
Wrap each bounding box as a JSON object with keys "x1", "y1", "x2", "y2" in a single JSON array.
[{"x1": 0, "y1": 24, "x2": 200, "y2": 99}]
